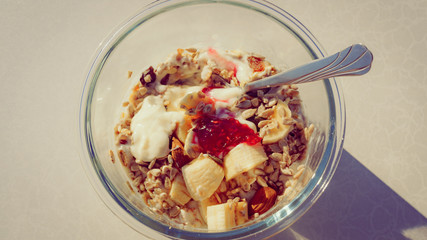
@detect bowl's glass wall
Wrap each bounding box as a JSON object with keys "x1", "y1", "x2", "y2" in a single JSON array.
[{"x1": 80, "y1": 1, "x2": 343, "y2": 239}]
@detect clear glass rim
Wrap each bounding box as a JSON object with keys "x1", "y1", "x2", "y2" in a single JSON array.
[{"x1": 78, "y1": 0, "x2": 346, "y2": 239}]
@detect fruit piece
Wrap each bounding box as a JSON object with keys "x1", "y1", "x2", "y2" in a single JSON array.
[
  {"x1": 249, "y1": 187, "x2": 277, "y2": 215},
  {"x1": 199, "y1": 195, "x2": 219, "y2": 224},
  {"x1": 262, "y1": 100, "x2": 293, "y2": 144},
  {"x1": 176, "y1": 115, "x2": 192, "y2": 144},
  {"x1": 247, "y1": 56, "x2": 265, "y2": 72},
  {"x1": 206, "y1": 201, "x2": 249, "y2": 230},
  {"x1": 235, "y1": 201, "x2": 249, "y2": 225},
  {"x1": 223, "y1": 143, "x2": 268, "y2": 181},
  {"x1": 207, "y1": 202, "x2": 236, "y2": 230},
  {"x1": 169, "y1": 174, "x2": 192, "y2": 206},
  {"x1": 182, "y1": 154, "x2": 224, "y2": 201},
  {"x1": 171, "y1": 137, "x2": 191, "y2": 168}
]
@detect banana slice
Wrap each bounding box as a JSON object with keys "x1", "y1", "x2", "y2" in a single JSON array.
[
  {"x1": 199, "y1": 195, "x2": 219, "y2": 224},
  {"x1": 176, "y1": 115, "x2": 193, "y2": 144},
  {"x1": 206, "y1": 201, "x2": 249, "y2": 230},
  {"x1": 223, "y1": 143, "x2": 268, "y2": 181},
  {"x1": 182, "y1": 154, "x2": 224, "y2": 201},
  {"x1": 262, "y1": 99, "x2": 293, "y2": 144},
  {"x1": 235, "y1": 201, "x2": 249, "y2": 226},
  {"x1": 169, "y1": 174, "x2": 192, "y2": 206},
  {"x1": 207, "y1": 202, "x2": 236, "y2": 230}
]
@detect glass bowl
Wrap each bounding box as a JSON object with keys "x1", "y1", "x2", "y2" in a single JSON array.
[{"x1": 78, "y1": 0, "x2": 345, "y2": 239}]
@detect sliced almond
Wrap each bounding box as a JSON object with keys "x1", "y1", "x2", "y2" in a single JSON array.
[{"x1": 171, "y1": 137, "x2": 191, "y2": 168}]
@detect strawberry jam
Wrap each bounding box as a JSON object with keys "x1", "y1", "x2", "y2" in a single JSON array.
[{"x1": 193, "y1": 115, "x2": 261, "y2": 159}]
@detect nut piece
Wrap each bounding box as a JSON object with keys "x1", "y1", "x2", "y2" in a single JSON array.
[
  {"x1": 249, "y1": 187, "x2": 277, "y2": 215},
  {"x1": 171, "y1": 137, "x2": 191, "y2": 168}
]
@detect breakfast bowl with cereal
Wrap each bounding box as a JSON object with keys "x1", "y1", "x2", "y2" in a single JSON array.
[{"x1": 78, "y1": 0, "x2": 345, "y2": 239}]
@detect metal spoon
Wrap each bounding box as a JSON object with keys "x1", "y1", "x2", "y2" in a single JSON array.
[{"x1": 243, "y1": 44, "x2": 373, "y2": 92}]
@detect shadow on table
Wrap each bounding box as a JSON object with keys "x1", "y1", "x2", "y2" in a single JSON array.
[{"x1": 272, "y1": 149, "x2": 427, "y2": 240}]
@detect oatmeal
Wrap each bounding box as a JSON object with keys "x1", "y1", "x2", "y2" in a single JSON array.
[{"x1": 113, "y1": 48, "x2": 313, "y2": 230}]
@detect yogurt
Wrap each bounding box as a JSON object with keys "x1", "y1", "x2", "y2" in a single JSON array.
[{"x1": 130, "y1": 95, "x2": 183, "y2": 163}]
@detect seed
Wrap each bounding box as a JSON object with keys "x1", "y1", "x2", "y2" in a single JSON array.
[
  {"x1": 268, "y1": 144, "x2": 282, "y2": 153},
  {"x1": 269, "y1": 153, "x2": 283, "y2": 162},
  {"x1": 267, "y1": 98, "x2": 278, "y2": 107},
  {"x1": 219, "y1": 181, "x2": 227, "y2": 192},
  {"x1": 251, "y1": 98, "x2": 260, "y2": 107},
  {"x1": 256, "y1": 176, "x2": 268, "y2": 187},
  {"x1": 264, "y1": 164, "x2": 274, "y2": 174},
  {"x1": 293, "y1": 167, "x2": 305, "y2": 179},
  {"x1": 241, "y1": 108, "x2": 257, "y2": 119},
  {"x1": 164, "y1": 177, "x2": 171, "y2": 190},
  {"x1": 203, "y1": 104, "x2": 213, "y2": 114},
  {"x1": 258, "y1": 108, "x2": 274, "y2": 118},
  {"x1": 258, "y1": 120, "x2": 271, "y2": 128},
  {"x1": 280, "y1": 167, "x2": 293, "y2": 176},
  {"x1": 237, "y1": 100, "x2": 252, "y2": 109}
]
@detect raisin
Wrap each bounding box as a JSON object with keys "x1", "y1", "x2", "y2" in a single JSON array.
[{"x1": 140, "y1": 66, "x2": 156, "y2": 85}]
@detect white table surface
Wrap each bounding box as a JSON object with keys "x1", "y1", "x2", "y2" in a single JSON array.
[{"x1": 1, "y1": 0, "x2": 427, "y2": 239}]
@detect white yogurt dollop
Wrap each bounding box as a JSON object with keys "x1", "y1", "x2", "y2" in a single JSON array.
[
  {"x1": 207, "y1": 87, "x2": 244, "y2": 111},
  {"x1": 164, "y1": 86, "x2": 203, "y2": 111},
  {"x1": 131, "y1": 95, "x2": 184, "y2": 163},
  {"x1": 208, "y1": 87, "x2": 243, "y2": 101}
]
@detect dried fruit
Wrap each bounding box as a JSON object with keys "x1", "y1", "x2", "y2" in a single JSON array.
[
  {"x1": 140, "y1": 66, "x2": 156, "y2": 84},
  {"x1": 249, "y1": 187, "x2": 277, "y2": 215},
  {"x1": 248, "y1": 56, "x2": 265, "y2": 72},
  {"x1": 171, "y1": 137, "x2": 191, "y2": 168}
]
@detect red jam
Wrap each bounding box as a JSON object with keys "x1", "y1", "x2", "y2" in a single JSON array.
[{"x1": 192, "y1": 115, "x2": 262, "y2": 159}]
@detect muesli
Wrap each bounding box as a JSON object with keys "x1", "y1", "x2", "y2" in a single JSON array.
[{"x1": 112, "y1": 48, "x2": 313, "y2": 230}]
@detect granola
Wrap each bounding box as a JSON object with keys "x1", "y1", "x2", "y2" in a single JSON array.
[{"x1": 112, "y1": 48, "x2": 313, "y2": 230}]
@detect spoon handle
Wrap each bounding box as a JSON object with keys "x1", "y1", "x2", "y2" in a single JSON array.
[{"x1": 244, "y1": 44, "x2": 373, "y2": 92}]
